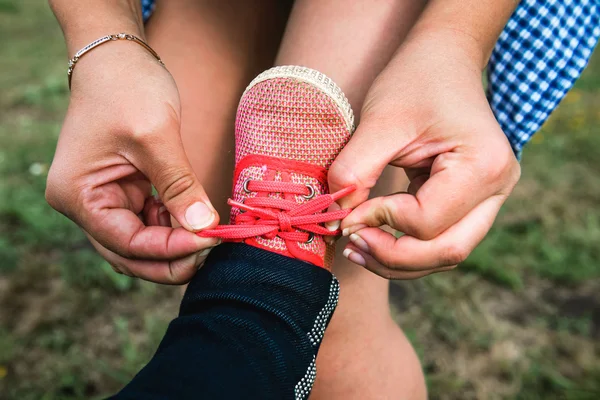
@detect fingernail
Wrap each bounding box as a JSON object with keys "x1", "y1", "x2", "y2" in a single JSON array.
[
  {"x1": 172, "y1": 251, "x2": 204, "y2": 271},
  {"x1": 342, "y1": 224, "x2": 367, "y2": 237},
  {"x1": 325, "y1": 203, "x2": 342, "y2": 231},
  {"x1": 185, "y1": 202, "x2": 215, "y2": 230},
  {"x1": 193, "y1": 234, "x2": 220, "y2": 248},
  {"x1": 325, "y1": 220, "x2": 341, "y2": 232},
  {"x1": 195, "y1": 239, "x2": 221, "y2": 254},
  {"x1": 196, "y1": 241, "x2": 222, "y2": 267},
  {"x1": 198, "y1": 248, "x2": 212, "y2": 257},
  {"x1": 342, "y1": 248, "x2": 366, "y2": 267},
  {"x1": 349, "y1": 233, "x2": 369, "y2": 253}
]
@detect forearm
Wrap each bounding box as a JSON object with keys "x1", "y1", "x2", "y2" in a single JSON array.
[
  {"x1": 276, "y1": 0, "x2": 427, "y2": 113},
  {"x1": 48, "y1": 0, "x2": 144, "y2": 55},
  {"x1": 409, "y1": 0, "x2": 519, "y2": 69}
]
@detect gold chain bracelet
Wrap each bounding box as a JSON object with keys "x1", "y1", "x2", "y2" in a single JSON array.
[{"x1": 67, "y1": 33, "x2": 165, "y2": 90}]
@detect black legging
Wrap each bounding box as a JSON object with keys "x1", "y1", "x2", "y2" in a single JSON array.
[{"x1": 110, "y1": 243, "x2": 339, "y2": 400}]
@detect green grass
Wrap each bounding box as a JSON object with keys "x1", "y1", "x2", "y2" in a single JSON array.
[
  {"x1": 463, "y1": 75, "x2": 600, "y2": 290},
  {"x1": 1, "y1": 1, "x2": 599, "y2": 399}
]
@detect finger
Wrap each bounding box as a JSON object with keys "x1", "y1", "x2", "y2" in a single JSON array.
[
  {"x1": 143, "y1": 196, "x2": 161, "y2": 226},
  {"x1": 342, "y1": 152, "x2": 495, "y2": 240},
  {"x1": 324, "y1": 202, "x2": 342, "y2": 232},
  {"x1": 85, "y1": 207, "x2": 219, "y2": 260},
  {"x1": 87, "y1": 234, "x2": 217, "y2": 284},
  {"x1": 406, "y1": 173, "x2": 428, "y2": 196},
  {"x1": 328, "y1": 118, "x2": 399, "y2": 209},
  {"x1": 344, "y1": 194, "x2": 504, "y2": 273},
  {"x1": 343, "y1": 243, "x2": 456, "y2": 280},
  {"x1": 323, "y1": 202, "x2": 344, "y2": 244},
  {"x1": 118, "y1": 173, "x2": 152, "y2": 211},
  {"x1": 131, "y1": 127, "x2": 219, "y2": 232},
  {"x1": 158, "y1": 206, "x2": 172, "y2": 227},
  {"x1": 143, "y1": 196, "x2": 171, "y2": 227}
]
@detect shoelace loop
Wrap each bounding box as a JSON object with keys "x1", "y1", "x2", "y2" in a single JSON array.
[{"x1": 199, "y1": 180, "x2": 355, "y2": 243}]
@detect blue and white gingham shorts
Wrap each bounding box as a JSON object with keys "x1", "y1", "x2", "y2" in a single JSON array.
[{"x1": 142, "y1": 0, "x2": 599, "y2": 158}]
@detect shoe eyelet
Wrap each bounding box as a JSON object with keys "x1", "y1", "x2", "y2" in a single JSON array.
[
  {"x1": 305, "y1": 233, "x2": 315, "y2": 244},
  {"x1": 243, "y1": 178, "x2": 252, "y2": 193},
  {"x1": 303, "y1": 185, "x2": 315, "y2": 200},
  {"x1": 239, "y1": 199, "x2": 246, "y2": 213}
]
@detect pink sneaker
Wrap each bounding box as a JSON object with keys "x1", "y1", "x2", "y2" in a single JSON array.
[{"x1": 200, "y1": 66, "x2": 355, "y2": 270}]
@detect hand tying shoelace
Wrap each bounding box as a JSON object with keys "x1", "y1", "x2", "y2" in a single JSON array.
[{"x1": 199, "y1": 183, "x2": 355, "y2": 242}]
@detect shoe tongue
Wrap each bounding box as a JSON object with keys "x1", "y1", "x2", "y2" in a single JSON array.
[{"x1": 235, "y1": 76, "x2": 353, "y2": 170}]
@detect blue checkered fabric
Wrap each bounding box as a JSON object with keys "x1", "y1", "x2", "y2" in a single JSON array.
[
  {"x1": 140, "y1": 0, "x2": 599, "y2": 158},
  {"x1": 141, "y1": 0, "x2": 154, "y2": 21},
  {"x1": 488, "y1": 0, "x2": 600, "y2": 157}
]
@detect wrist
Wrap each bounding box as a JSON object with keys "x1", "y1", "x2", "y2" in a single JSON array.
[
  {"x1": 404, "y1": 0, "x2": 518, "y2": 70},
  {"x1": 68, "y1": 39, "x2": 162, "y2": 93},
  {"x1": 68, "y1": 34, "x2": 164, "y2": 91},
  {"x1": 403, "y1": 26, "x2": 488, "y2": 72}
]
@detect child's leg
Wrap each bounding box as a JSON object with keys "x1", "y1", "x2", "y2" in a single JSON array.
[
  {"x1": 275, "y1": 1, "x2": 428, "y2": 398},
  {"x1": 145, "y1": 0, "x2": 291, "y2": 219}
]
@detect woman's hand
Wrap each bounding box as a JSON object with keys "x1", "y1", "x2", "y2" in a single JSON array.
[
  {"x1": 46, "y1": 42, "x2": 220, "y2": 284},
  {"x1": 328, "y1": 30, "x2": 521, "y2": 279}
]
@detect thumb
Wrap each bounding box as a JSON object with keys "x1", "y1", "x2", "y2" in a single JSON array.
[
  {"x1": 328, "y1": 117, "x2": 395, "y2": 209},
  {"x1": 137, "y1": 140, "x2": 219, "y2": 232}
]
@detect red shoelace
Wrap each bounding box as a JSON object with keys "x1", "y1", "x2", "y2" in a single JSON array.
[{"x1": 199, "y1": 180, "x2": 355, "y2": 242}]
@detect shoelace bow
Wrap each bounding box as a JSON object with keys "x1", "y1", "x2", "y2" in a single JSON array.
[{"x1": 199, "y1": 180, "x2": 355, "y2": 242}]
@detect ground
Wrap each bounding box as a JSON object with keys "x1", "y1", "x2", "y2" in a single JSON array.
[{"x1": 0, "y1": 1, "x2": 599, "y2": 399}]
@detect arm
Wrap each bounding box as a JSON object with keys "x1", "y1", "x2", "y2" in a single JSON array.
[
  {"x1": 329, "y1": 0, "x2": 522, "y2": 279},
  {"x1": 409, "y1": 0, "x2": 520, "y2": 68},
  {"x1": 46, "y1": 0, "x2": 220, "y2": 283}
]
